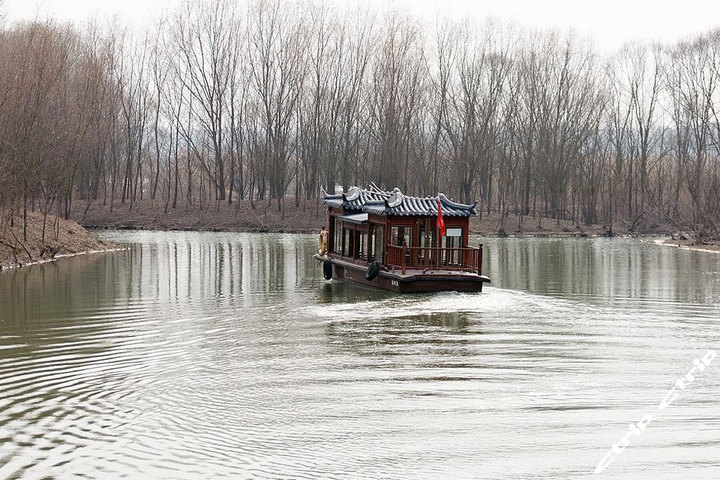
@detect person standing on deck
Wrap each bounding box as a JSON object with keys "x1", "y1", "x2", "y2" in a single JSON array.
[{"x1": 318, "y1": 226, "x2": 329, "y2": 256}]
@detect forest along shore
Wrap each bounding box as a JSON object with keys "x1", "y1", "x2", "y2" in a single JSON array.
[
  {"x1": 71, "y1": 197, "x2": 688, "y2": 239},
  {"x1": 0, "y1": 210, "x2": 121, "y2": 270},
  {"x1": 3, "y1": 202, "x2": 716, "y2": 272},
  {"x1": 3, "y1": 15, "x2": 720, "y2": 253}
]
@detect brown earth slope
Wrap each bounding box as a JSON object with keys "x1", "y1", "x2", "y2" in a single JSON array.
[
  {"x1": 72, "y1": 198, "x2": 619, "y2": 236},
  {"x1": 0, "y1": 209, "x2": 117, "y2": 270},
  {"x1": 73, "y1": 198, "x2": 327, "y2": 233}
]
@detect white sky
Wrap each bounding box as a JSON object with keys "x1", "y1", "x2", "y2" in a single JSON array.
[{"x1": 3, "y1": 0, "x2": 720, "y2": 53}]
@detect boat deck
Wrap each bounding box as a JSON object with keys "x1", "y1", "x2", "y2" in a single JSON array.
[
  {"x1": 384, "y1": 267, "x2": 483, "y2": 279},
  {"x1": 314, "y1": 254, "x2": 489, "y2": 292}
]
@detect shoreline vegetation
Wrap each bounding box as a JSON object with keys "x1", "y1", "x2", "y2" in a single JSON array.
[
  {"x1": 70, "y1": 198, "x2": 695, "y2": 238},
  {"x1": 658, "y1": 238, "x2": 720, "y2": 254},
  {"x1": 73, "y1": 198, "x2": 620, "y2": 236},
  {"x1": 4, "y1": 200, "x2": 718, "y2": 271}
]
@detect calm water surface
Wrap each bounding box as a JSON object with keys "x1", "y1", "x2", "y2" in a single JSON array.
[{"x1": 1, "y1": 232, "x2": 719, "y2": 479}]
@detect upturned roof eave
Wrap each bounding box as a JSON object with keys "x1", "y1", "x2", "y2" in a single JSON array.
[{"x1": 321, "y1": 185, "x2": 477, "y2": 217}]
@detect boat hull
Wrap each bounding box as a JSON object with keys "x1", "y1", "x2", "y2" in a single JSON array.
[{"x1": 323, "y1": 257, "x2": 489, "y2": 293}]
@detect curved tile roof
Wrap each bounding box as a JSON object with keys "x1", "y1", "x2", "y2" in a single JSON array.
[{"x1": 322, "y1": 184, "x2": 477, "y2": 217}]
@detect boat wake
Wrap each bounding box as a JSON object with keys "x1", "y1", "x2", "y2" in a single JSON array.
[{"x1": 308, "y1": 288, "x2": 581, "y2": 323}]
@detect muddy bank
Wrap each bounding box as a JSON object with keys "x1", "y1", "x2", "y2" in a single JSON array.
[
  {"x1": 658, "y1": 238, "x2": 720, "y2": 253},
  {"x1": 69, "y1": 198, "x2": 719, "y2": 250},
  {"x1": 73, "y1": 198, "x2": 327, "y2": 233},
  {"x1": 0, "y1": 210, "x2": 121, "y2": 271},
  {"x1": 72, "y1": 198, "x2": 616, "y2": 236}
]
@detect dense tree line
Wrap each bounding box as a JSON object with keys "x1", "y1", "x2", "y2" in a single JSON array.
[{"x1": 1, "y1": 0, "x2": 720, "y2": 240}]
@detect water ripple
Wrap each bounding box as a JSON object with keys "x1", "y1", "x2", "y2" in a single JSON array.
[{"x1": 1, "y1": 233, "x2": 719, "y2": 478}]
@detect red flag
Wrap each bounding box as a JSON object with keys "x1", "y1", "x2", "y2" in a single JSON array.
[{"x1": 436, "y1": 196, "x2": 446, "y2": 237}]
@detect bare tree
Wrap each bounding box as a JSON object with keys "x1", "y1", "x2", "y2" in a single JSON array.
[
  {"x1": 249, "y1": 0, "x2": 309, "y2": 210},
  {"x1": 170, "y1": 0, "x2": 240, "y2": 203},
  {"x1": 2, "y1": 2, "x2": 720, "y2": 240}
]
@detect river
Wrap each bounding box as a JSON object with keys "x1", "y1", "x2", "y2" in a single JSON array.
[{"x1": 1, "y1": 232, "x2": 719, "y2": 479}]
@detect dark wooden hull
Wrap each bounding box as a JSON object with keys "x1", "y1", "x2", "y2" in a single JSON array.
[{"x1": 324, "y1": 257, "x2": 489, "y2": 293}]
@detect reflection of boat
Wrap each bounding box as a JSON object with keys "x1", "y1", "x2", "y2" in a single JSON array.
[{"x1": 314, "y1": 184, "x2": 490, "y2": 293}]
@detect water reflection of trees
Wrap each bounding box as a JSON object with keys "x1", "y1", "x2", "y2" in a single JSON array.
[
  {"x1": 0, "y1": 233, "x2": 321, "y2": 332},
  {"x1": 0, "y1": 252, "x2": 113, "y2": 331},
  {"x1": 480, "y1": 237, "x2": 720, "y2": 303},
  {"x1": 111, "y1": 233, "x2": 319, "y2": 307},
  {"x1": 4, "y1": 233, "x2": 719, "y2": 345}
]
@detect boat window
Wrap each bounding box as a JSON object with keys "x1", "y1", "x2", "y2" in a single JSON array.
[
  {"x1": 367, "y1": 226, "x2": 374, "y2": 261},
  {"x1": 443, "y1": 229, "x2": 463, "y2": 265},
  {"x1": 446, "y1": 227, "x2": 462, "y2": 237},
  {"x1": 390, "y1": 226, "x2": 413, "y2": 248},
  {"x1": 419, "y1": 224, "x2": 430, "y2": 248},
  {"x1": 373, "y1": 225, "x2": 384, "y2": 262},
  {"x1": 417, "y1": 223, "x2": 434, "y2": 267},
  {"x1": 343, "y1": 227, "x2": 354, "y2": 257},
  {"x1": 333, "y1": 216, "x2": 341, "y2": 253},
  {"x1": 357, "y1": 231, "x2": 366, "y2": 260}
]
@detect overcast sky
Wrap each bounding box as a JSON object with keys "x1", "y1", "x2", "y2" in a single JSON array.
[{"x1": 4, "y1": 0, "x2": 720, "y2": 53}]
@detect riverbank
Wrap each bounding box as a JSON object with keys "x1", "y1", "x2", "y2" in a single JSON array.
[
  {"x1": 72, "y1": 198, "x2": 620, "y2": 237},
  {"x1": 69, "y1": 198, "x2": 720, "y2": 248},
  {"x1": 659, "y1": 238, "x2": 720, "y2": 253},
  {"x1": 73, "y1": 198, "x2": 327, "y2": 233},
  {"x1": 0, "y1": 210, "x2": 120, "y2": 271}
]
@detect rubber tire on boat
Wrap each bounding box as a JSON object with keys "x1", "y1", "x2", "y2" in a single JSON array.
[
  {"x1": 322, "y1": 260, "x2": 333, "y2": 280},
  {"x1": 365, "y1": 261, "x2": 381, "y2": 281}
]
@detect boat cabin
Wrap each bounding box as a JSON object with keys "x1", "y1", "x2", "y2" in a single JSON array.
[{"x1": 321, "y1": 184, "x2": 485, "y2": 282}]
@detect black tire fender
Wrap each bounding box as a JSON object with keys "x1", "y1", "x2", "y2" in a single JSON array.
[
  {"x1": 322, "y1": 260, "x2": 333, "y2": 280},
  {"x1": 365, "y1": 261, "x2": 381, "y2": 281}
]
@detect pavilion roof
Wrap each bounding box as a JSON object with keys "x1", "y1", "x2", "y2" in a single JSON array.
[{"x1": 322, "y1": 183, "x2": 477, "y2": 217}]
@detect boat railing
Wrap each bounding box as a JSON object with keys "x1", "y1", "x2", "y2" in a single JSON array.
[{"x1": 385, "y1": 244, "x2": 484, "y2": 275}]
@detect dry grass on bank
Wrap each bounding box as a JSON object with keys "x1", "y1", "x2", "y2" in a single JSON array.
[
  {"x1": 469, "y1": 211, "x2": 610, "y2": 237},
  {"x1": 661, "y1": 238, "x2": 720, "y2": 253},
  {"x1": 72, "y1": 197, "x2": 618, "y2": 237},
  {"x1": 73, "y1": 198, "x2": 329, "y2": 233},
  {"x1": 70, "y1": 197, "x2": 713, "y2": 245},
  {"x1": 0, "y1": 209, "x2": 115, "y2": 270}
]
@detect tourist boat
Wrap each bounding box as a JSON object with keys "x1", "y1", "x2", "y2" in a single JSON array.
[{"x1": 314, "y1": 183, "x2": 490, "y2": 293}]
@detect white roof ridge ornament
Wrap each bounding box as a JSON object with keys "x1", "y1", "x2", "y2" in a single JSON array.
[
  {"x1": 345, "y1": 186, "x2": 361, "y2": 201},
  {"x1": 387, "y1": 188, "x2": 404, "y2": 208}
]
